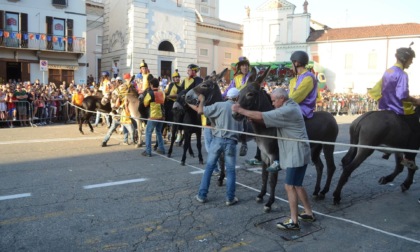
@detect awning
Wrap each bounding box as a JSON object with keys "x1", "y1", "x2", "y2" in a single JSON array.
[{"x1": 44, "y1": 59, "x2": 79, "y2": 70}]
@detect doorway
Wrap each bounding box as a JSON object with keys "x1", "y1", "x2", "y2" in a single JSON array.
[
  {"x1": 7, "y1": 62, "x2": 21, "y2": 83},
  {"x1": 161, "y1": 61, "x2": 172, "y2": 79}
]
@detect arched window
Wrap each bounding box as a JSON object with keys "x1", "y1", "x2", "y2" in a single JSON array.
[{"x1": 158, "y1": 41, "x2": 175, "y2": 52}]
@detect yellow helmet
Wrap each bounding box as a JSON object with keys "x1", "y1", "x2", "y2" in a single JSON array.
[
  {"x1": 139, "y1": 59, "x2": 148, "y2": 68},
  {"x1": 172, "y1": 69, "x2": 180, "y2": 78}
]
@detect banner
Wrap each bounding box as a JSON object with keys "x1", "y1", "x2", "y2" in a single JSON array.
[{"x1": 53, "y1": 18, "x2": 65, "y2": 51}]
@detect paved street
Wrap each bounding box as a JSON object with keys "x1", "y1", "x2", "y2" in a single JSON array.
[{"x1": 0, "y1": 115, "x2": 419, "y2": 251}]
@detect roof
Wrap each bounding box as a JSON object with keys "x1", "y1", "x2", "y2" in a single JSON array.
[{"x1": 307, "y1": 23, "x2": 420, "y2": 42}]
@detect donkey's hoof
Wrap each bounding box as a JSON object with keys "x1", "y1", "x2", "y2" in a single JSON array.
[
  {"x1": 333, "y1": 198, "x2": 341, "y2": 205},
  {"x1": 180, "y1": 161, "x2": 185, "y2": 166},
  {"x1": 378, "y1": 177, "x2": 387, "y2": 185},
  {"x1": 256, "y1": 196, "x2": 263, "y2": 203},
  {"x1": 400, "y1": 183, "x2": 410, "y2": 192},
  {"x1": 263, "y1": 206, "x2": 271, "y2": 213},
  {"x1": 199, "y1": 160, "x2": 204, "y2": 165}
]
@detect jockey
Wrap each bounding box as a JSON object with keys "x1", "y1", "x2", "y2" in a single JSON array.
[
  {"x1": 139, "y1": 60, "x2": 151, "y2": 94},
  {"x1": 222, "y1": 56, "x2": 252, "y2": 99},
  {"x1": 288, "y1": 50, "x2": 318, "y2": 119},
  {"x1": 99, "y1": 71, "x2": 112, "y2": 97},
  {"x1": 223, "y1": 56, "x2": 252, "y2": 157},
  {"x1": 368, "y1": 43, "x2": 420, "y2": 170},
  {"x1": 180, "y1": 64, "x2": 203, "y2": 91},
  {"x1": 164, "y1": 69, "x2": 182, "y2": 121}
]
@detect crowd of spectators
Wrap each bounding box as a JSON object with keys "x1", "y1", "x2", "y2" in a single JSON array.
[
  {"x1": 0, "y1": 77, "x2": 383, "y2": 129},
  {"x1": 0, "y1": 78, "x2": 100, "y2": 128}
]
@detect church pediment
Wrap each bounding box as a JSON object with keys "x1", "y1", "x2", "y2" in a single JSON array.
[{"x1": 257, "y1": 0, "x2": 295, "y2": 11}]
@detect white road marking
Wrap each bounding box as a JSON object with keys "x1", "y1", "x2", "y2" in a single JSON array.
[
  {"x1": 0, "y1": 193, "x2": 31, "y2": 201},
  {"x1": 0, "y1": 137, "x2": 103, "y2": 145},
  {"x1": 83, "y1": 178, "x2": 148, "y2": 189}
]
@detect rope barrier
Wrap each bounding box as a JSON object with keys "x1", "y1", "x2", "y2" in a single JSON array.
[{"x1": 65, "y1": 101, "x2": 420, "y2": 155}]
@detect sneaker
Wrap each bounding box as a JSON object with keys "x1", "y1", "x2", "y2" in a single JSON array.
[
  {"x1": 101, "y1": 142, "x2": 107, "y2": 147},
  {"x1": 401, "y1": 158, "x2": 419, "y2": 170},
  {"x1": 245, "y1": 158, "x2": 263, "y2": 166},
  {"x1": 277, "y1": 219, "x2": 300, "y2": 230},
  {"x1": 13, "y1": 117, "x2": 16, "y2": 121},
  {"x1": 122, "y1": 142, "x2": 129, "y2": 146},
  {"x1": 195, "y1": 194, "x2": 207, "y2": 203},
  {"x1": 175, "y1": 134, "x2": 182, "y2": 143},
  {"x1": 33, "y1": 116, "x2": 39, "y2": 120},
  {"x1": 226, "y1": 197, "x2": 238, "y2": 206},
  {"x1": 266, "y1": 160, "x2": 281, "y2": 172},
  {"x1": 212, "y1": 169, "x2": 221, "y2": 176},
  {"x1": 141, "y1": 151, "x2": 151, "y2": 157},
  {"x1": 239, "y1": 144, "x2": 248, "y2": 156},
  {"x1": 298, "y1": 212, "x2": 316, "y2": 222}
]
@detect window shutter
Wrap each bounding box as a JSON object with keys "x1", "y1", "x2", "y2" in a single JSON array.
[
  {"x1": 67, "y1": 19, "x2": 73, "y2": 51},
  {"x1": 21, "y1": 13, "x2": 28, "y2": 48},
  {"x1": 0, "y1": 11, "x2": 4, "y2": 30},
  {"x1": 46, "y1": 16, "x2": 53, "y2": 49},
  {"x1": 0, "y1": 11, "x2": 4, "y2": 45}
]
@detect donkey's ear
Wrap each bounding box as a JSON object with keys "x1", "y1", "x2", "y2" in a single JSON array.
[
  {"x1": 256, "y1": 66, "x2": 271, "y2": 85},
  {"x1": 214, "y1": 68, "x2": 228, "y2": 82},
  {"x1": 248, "y1": 67, "x2": 257, "y2": 82}
]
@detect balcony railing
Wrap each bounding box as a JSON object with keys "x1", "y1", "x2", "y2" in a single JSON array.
[{"x1": 0, "y1": 30, "x2": 85, "y2": 53}]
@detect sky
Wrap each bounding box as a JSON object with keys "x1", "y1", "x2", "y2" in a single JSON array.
[{"x1": 219, "y1": 0, "x2": 420, "y2": 28}]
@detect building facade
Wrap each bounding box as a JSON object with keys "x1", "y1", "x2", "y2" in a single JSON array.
[
  {"x1": 98, "y1": 0, "x2": 242, "y2": 80},
  {"x1": 0, "y1": 0, "x2": 87, "y2": 85}
]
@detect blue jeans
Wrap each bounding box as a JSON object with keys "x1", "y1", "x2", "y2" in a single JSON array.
[
  {"x1": 103, "y1": 117, "x2": 120, "y2": 143},
  {"x1": 204, "y1": 128, "x2": 221, "y2": 172},
  {"x1": 95, "y1": 112, "x2": 110, "y2": 127},
  {"x1": 198, "y1": 137, "x2": 237, "y2": 201},
  {"x1": 145, "y1": 120, "x2": 165, "y2": 154},
  {"x1": 121, "y1": 123, "x2": 134, "y2": 143}
]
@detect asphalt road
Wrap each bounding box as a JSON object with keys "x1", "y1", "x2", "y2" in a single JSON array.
[{"x1": 0, "y1": 115, "x2": 419, "y2": 252}]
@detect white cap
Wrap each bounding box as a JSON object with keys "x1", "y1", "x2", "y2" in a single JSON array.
[
  {"x1": 227, "y1": 88, "x2": 240, "y2": 99},
  {"x1": 116, "y1": 76, "x2": 122, "y2": 81},
  {"x1": 111, "y1": 78, "x2": 116, "y2": 82}
]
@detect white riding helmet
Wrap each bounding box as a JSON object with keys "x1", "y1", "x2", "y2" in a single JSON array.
[{"x1": 227, "y1": 88, "x2": 240, "y2": 99}]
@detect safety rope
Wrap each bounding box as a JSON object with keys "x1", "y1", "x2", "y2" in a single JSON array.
[{"x1": 65, "y1": 101, "x2": 420, "y2": 155}]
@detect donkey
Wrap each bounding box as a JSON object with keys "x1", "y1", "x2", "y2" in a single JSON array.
[
  {"x1": 333, "y1": 110, "x2": 419, "y2": 205},
  {"x1": 168, "y1": 89, "x2": 204, "y2": 166},
  {"x1": 233, "y1": 67, "x2": 339, "y2": 212},
  {"x1": 78, "y1": 95, "x2": 111, "y2": 135},
  {"x1": 186, "y1": 69, "x2": 227, "y2": 186}
]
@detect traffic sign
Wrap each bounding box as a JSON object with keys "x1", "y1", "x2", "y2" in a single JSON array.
[{"x1": 40, "y1": 60, "x2": 48, "y2": 71}]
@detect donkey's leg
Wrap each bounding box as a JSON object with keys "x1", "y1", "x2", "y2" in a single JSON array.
[
  {"x1": 167, "y1": 125, "x2": 177, "y2": 157},
  {"x1": 311, "y1": 144, "x2": 324, "y2": 198},
  {"x1": 196, "y1": 130, "x2": 203, "y2": 164},
  {"x1": 256, "y1": 163, "x2": 269, "y2": 203},
  {"x1": 135, "y1": 119, "x2": 143, "y2": 147},
  {"x1": 217, "y1": 152, "x2": 226, "y2": 187},
  {"x1": 378, "y1": 154, "x2": 410, "y2": 191},
  {"x1": 264, "y1": 169, "x2": 279, "y2": 213},
  {"x1": 181, "y1": 132, "x2": 192, "y2": 166},
  {"x1": 333, "y1": 148, "x2": 374, "y2": 205},
  {"x1": 319, "y1": 144, "x2": 337, "y2": 199}
]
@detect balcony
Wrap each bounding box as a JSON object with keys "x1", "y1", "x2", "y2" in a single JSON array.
[{"x1": 0, "y1": 30, "x2": 85, "y2": 54}]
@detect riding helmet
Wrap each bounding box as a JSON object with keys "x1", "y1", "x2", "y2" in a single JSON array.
[
  {"x1": 290, "y1": 51, "x2": 309, "y2": 66},
  {"x1": 236, "y1": 56, "x2": 250, "y2": 67},
  {"x1": 101, "y1": 71, "x2": 110, "y2": 77},
  {"x1": 172, "y1": 69, "x2": 180, "y2": 78},
  {"x1": 140, "y1": 59, "x2": 148, "y2": 68},
  {"x1": 396, "y1": 45, "x2": 415, "y2": 65},
  {"x1": 187, "y1": 64, "x2": 200, "y2": 72}
]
